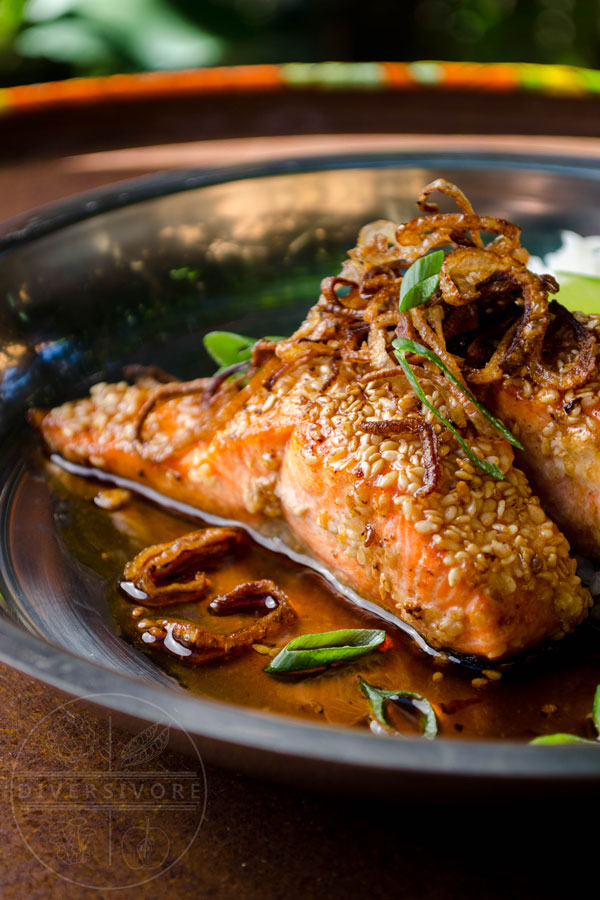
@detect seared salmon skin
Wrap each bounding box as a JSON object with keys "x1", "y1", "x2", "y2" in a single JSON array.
[{"x1": 32, "y1": 313, "x2": 591, "y2": 662}]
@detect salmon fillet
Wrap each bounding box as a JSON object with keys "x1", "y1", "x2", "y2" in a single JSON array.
[
  {"x1": 487, "y1": 311, "x2": 600, "y2": 559},
  {"x1": 32, "y1": 309, "x2": 591, "y2": 662}
]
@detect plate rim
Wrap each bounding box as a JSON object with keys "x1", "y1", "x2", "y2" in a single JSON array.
[
  {"x1": 2, "y1": 150, "x2": 600, "y2": 784},
  {"x1": 3, "y1": 149, "x2": 600, "y2": 250}
]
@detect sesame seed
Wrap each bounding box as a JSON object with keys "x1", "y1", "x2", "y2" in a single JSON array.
[
  {"x1": 379, "y1": 470, "x2": 398, "y2": 489},
  {"x1": 370, "y1": 458, "x2": 385, "y2": 476},
  {"x1": 528, "y1": 504, "x2": 546, "y2": 524},
  {"x1": 448, "y1": 567, "x2": 461, "y2": 587},
  {"x1": 482, "y1": 669, "x2": 502, "y2": 681},
  {"x1": 444, "y1": 505, "x2": 458, "y2": 522},
  {"x1": 414, "y1": 519, "x2": 439, "y2": 535}
]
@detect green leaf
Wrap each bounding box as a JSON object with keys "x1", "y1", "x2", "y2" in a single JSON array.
[
  {"x1": 203, "y1": 331, "x2": 256, "y2": 368},
  {"x1": 555, "y1": 271, "x2": 600, "y2": 315},
  {"x1": 358, "y1": 676, "x2": 438, "y2": 739},
  {"x1": 203, "y1": 331, "x2": 284, "y2": 370},
  {"x1": 264, "y1": 629, "x2": 386, "y2": 675},
  {"x1": 23, "y1": 0, "x2": 224, "y2": 70},
  {"x1": 529, "y1": 733, "x2": 598, "y2": 746},
  {"x1": 393, "y1": 338, "x2": 524, "y2": 451},
  {"x1": 16, "y1": 19, "x2": 113, "y2": 65},
  {"x1": 592, "y1": 684, "x2": 600, "y2": 735},
  {"x1": 399, "y1": 250, "x2": 444, "y2": 312}
]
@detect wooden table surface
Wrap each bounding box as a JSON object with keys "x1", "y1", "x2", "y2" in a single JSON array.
[
  {"x1": 1, "y1": 105, "x2": 599, "y2": 897},
  {"x1": 0, "y1": 660, "x2": 595, "y2": 899}
]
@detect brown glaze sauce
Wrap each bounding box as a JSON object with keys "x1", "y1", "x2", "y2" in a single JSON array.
[{"x1": 45, "y1": 459, "x2": 600, "y2": 743}]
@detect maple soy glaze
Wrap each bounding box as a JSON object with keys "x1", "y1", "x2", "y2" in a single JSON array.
[{"x1": 42, "y1": 454, "x2": 600, "y2": 745}]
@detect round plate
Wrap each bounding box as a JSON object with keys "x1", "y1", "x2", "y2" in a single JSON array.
[{"x1": 1, "y1": 153, "x2": 600, "y2": 794}]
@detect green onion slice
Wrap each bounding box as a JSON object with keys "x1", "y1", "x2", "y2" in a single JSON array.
[
  {"x1": 264, "y1": 628, "x2": 386, "y2": 675},
  {"x1": 358, "y1": 676, "x2": 438, "y2": 740},
  {"x1": 393, "y1": 338, "x2": 523, "y2": 450},
  {"x1": 392, "y1": 346, "x2": 502, "y2": 479},
  {"x1": 529, "y1": 734, "x2": 598, "y2": 746},
  {"x1": 392, "y1": 337, "x2": 524, "y2": 480},
  {"x1": 203, "y1": 331, "x2": 284, "y2": 370},
  {"x1": 399, "y1": 250, "x2": 445, "y2": 312}
]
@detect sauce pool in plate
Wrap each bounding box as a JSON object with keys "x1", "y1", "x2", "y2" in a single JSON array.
[{"x1": 43, "y1": 454, "x2": 600, "y2": 743}]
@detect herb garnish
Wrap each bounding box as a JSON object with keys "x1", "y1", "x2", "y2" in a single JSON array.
[
  {"x1": 358, "y1": 676, "x2": 438, "y2": 739},
  {"x1": 392, "y1": 337, "x2": 524, "y2": 480},
  {"x1": 395, "y1": 251, "x2": 524, "y2": 479},
  {"x1": 530, "y1": 684, "x2": 600, "y2": 746},
  {"x1": 203, "y1": 331, "x2": 284, "y2": 370},
  {"x1": 399, "y1": 250, "x2": 445, "y2": 312},
  {"x1": 392, "y1": 338, "x2": 523, "y2": 450},
  {"x1": 264, "y1": 628, "x2": 386, "y2": 675}
]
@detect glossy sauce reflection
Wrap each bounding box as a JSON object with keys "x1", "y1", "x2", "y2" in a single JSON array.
[{"x1": 46, "y1": 459, "x2": 600, "y2": 743}]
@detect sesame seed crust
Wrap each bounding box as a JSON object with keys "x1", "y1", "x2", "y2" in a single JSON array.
[
  {"x1": 490, "y1": 313, "x2": 600, "y2": 558},
  {"x1": 280, "y1": 350, "x2": 589, "y2": 659},
  {"x1": 34, "y1": 299, "x2": 592, "y2": 661}
]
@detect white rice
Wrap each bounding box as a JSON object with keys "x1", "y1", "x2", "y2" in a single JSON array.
[{"x1": 529, "y1": 231, "x2": 600, "y2": 278}]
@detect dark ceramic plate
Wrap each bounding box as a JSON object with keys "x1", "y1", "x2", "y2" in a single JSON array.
[{"x1": 1, "y1": 153, "x2": 600, "y2": 795}]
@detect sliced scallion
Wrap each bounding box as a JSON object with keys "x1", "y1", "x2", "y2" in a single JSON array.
[
  {"x1": 358, "y1": 676, "x2": 438, "y2": 739},
  {"x1": 392, "y1": 345, "x2": 503, "y2": 479},
  {"x1": 264, "y1": 628, "x2": 386, "y2": 675},
  {"x1": 393, "y1": 338, "x2": 523, "y2": 450},
  {"x1": 392, "y1": 337, "x2": 524, "y2": 480},
  {"x1": 399, "y1": 249, "x2": 445, "y2": 312}
]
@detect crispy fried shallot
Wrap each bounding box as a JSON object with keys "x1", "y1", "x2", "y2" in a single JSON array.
[
  {"x1": 208, "y1": 580, "x2": 287, "y2": 616},
  {"x1": 202, "y1": 360, "x2": 253, "y2": 404},
  {"x1": 417, "y1": 178, "x2": 484, "y2": 252},
  {"x1": 346, "y1": 181, "x2": 595, "y2": 394},
  {"x1": 264, "y1": 349, "x2": 328, "y2": 391},
  {"x1": 132, "y1": 180, "x2": 595, "y2": 474},
  {"x1": 136, "y1": 580, "x2": 295, "y2": 664},
  {"x1": 320, "y1": 275, "x2": 361, "y2": 310},
  {"x1": 133, "y1": 377, "x2": 210, "y2": 443},
  {"x1": 123, "y1": 364, "x2": 180, "y2": 384},
  {"x1": 358, "y1": 365, "x2": 409, "y2": 385},
  {"x1": 531, "y1": 301, "x2": 596, "y2": 389},
  {"x1": 121, "y1": 527, "x2": 243, "y2": 606}
]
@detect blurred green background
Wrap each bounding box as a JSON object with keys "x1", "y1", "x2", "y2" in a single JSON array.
[{"x1": 1, "y1": 0, "x2": 599, "y2": 87}]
